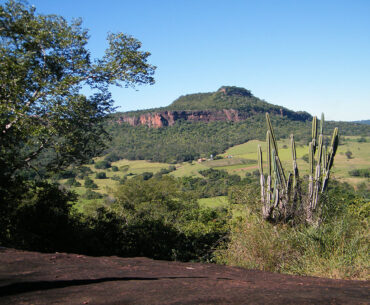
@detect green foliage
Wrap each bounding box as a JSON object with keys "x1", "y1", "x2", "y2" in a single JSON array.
[
  {"x1": 302, "y1": 154, "x2": 309, "y2": 163},
  {"x1": 106, "y1": 110, "x2": 369, "y2": 164},
  {"x1": 112, "y1": 176, "x2": 228, "y2": 260},
  {"x1": 140, "y1": 171, "x2": 153, "y2": 180},
  {"x1": 94, "y1": 160, "x2": 111, "y2": 169},
  {"x1": 76, "y1": 166, "x2": 93, "y2": 179},
  {"x1": 95, "y1": 172, "x2": 107, "y2": 179},
  {"x1": 84, "y1": 177, "x2": 98, "y2": 189},
  {"x1": 348, "y1": 168, "x2": 370, "y2": 178},
  {"x1": 215, "y1": 182, "x2": 369, "y2": 280},
  {"x1": 0, "y1": 0, "x2": 155, "y2": 182},
  {"x1": 180, "y1": 169, "x2": 245, "y2": 198},
  {"x1": 345, "y1": 150, "x2": 353, "y2": 159},
  {"x1": 104, "y1": 153, "x2": 121, "y2": 162},
  {"x1": 65, "y1": 177, "x2": 81, "y2": 187},
  {"x1": 82, "y1": 189, "x2": 103, "y2": 200},
  {"x1": 1, "y1": 181, "x2": 79, "y2": 251}
]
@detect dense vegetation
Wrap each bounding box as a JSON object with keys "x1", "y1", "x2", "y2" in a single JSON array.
[
  {"x1": 122, "y1": 86, "x2": 312, "y2": 119},
  {"x1": 215, "y1": 181, "x2": 369, "y2": 279},
  {"x1": 106, "y1": 113, "x2": 370, "y2": 163}
]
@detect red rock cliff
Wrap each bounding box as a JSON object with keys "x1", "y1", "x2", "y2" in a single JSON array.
[{"x1": 116, "y1": 109, "x2": 267, "y2": 128}]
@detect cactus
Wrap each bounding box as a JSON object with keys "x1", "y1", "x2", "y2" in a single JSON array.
[{"x1": 258, "y1": 113, "x2": 339, "y2": 224}]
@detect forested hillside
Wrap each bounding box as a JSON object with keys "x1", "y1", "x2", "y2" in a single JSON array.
[{"x1": 106, "y1": 87, "x2": 370, "y2": 163}]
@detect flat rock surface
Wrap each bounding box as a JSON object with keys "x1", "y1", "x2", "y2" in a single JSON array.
[{"x1": 0, "y1": 248, "x2": 369, "y2": 304}]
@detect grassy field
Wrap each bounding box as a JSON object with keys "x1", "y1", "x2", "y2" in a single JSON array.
[
  {"x1": 63, "y1": 136, "x2": 369, "y2": 204},
  {"x1": 198, "y1": 196, "x2": 229, "y2": 209},
  {"x1": 217, "y1": 136, "x2": 370, "y2": 185}
]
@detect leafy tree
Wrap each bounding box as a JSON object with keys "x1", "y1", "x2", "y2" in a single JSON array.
[{"x1": 0, "y1": 0, "x2": 155, "y2": 182}]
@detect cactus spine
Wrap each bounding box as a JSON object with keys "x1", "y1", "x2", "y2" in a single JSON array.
[{"x1": 258, "y1": 113, "x2": 339, "y2": 224}]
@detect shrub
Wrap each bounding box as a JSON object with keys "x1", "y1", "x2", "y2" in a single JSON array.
[
  {"x1": 302, "y1": 154, "x2": 309, "y2": 163},
  {"x1": 345, "y1": 150, "x2": 353, "y2": 159},
  {"x1": 53, "y1": 169, "x2": 76, "y2": 180},
  {"x1": 4, "y1": 182, "x2": 79, "y2": 252},
  {"x1": 83, "y1": 189, "x2": 103, "y2": 200},
  {"x1": 348, "y1": 168, "x2": 370, "y2": 178},
  {"x1": 94, "y1": 160, "x2": 111, "y2": 169},
  {"x1": 104, "y1": 153, "x2": 120, "y2": 162},
  {"x1": 76, "y1": 166, "x2": 93, "y2": 179},
  {"x1": 141, "y1": 172, "x2": 153, "y2": 180},
  {"x1": 112, "y1": 176, "x2": 228, "y2": 260},
  {"x1": 84, "y1": 177, "x2": 98, "y2": 189},
  {"x1": 111, "y1": 166, "x2": 119, "y2": 172},
  {"x1": 95, "y1": 172, "x2": 107, "y2": 179},
  {"x1": 111, "y1": 175, "x2": 121, "y2": 181}
]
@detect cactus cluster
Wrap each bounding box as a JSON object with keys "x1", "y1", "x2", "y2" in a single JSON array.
[{"x1": 258, "y1": 113, "x2": 339, "y2": 224}]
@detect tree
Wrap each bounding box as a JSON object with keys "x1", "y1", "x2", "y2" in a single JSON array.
[{"x1": 0, "y1": 0, "x2": 155, "y2": 182}]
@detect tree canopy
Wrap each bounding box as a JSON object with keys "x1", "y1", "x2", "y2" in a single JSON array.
[{"x1": 0, "y1": 0, "x2": 155, "y2": 180}]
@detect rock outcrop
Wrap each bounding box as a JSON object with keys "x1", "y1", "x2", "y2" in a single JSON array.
[
  {"x1": 1, "y1": 248, "x2": 369, "y2": 305},
  {"x1": 116, "y1": 108, "x2": 306, "y2": 128},
  {"x1": 117, "y1": 109, "x2": 248, "y2": 128}
]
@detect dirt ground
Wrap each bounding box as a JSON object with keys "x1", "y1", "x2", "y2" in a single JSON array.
[{"x1": 0, "y1": 248, "x2": 369, "y2": 304}]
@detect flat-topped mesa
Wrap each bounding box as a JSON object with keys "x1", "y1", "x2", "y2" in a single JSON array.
[{"x1": 116, "y1": 86, "x2": 312, "y2": 128}]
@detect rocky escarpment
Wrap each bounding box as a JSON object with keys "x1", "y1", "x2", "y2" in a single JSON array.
[
  {"x1": 117, "y1": 108, "x2": 308, "y2": 128},
  {"x1": 117, "y1": 109, "x2": 247, "y2": 128},
  {"x1": 116, "y1": 86, "x2": 312, "y2": 128}
]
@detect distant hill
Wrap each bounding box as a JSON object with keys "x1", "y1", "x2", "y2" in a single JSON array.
[
  {"x1": 115, "y1": 86, "x2": 312, "y2": 128},
  {"x1": 352, "y1": 120, "x2": 370, "y2": 125},
  {"x1": 106, "y1": 87, "x2": 370, "y2": 163}
]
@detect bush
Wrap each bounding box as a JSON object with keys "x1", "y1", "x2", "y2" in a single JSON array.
[
  {"x1": 94, "y1": 160, "x2": 111, "y2": 169},
  {"x1": 82, "y1": 189, "x2": 103, "y2": 200},
  {"x1": 141, "y1": 172, "x2": 153, "y2": 180},
  {"x1": 3, "y1": 182, "x2": 80, "y2": 252},
  {"x1": 348, "y1": 168, "x2": 370, "y2": 178},
  {"x1": 76, "y1": 166, "x2": 93, "y2": 179},
  {"x1": 95, "y1": 172, "x2": 107, "y2": 179},
  {"x1": 302, "y1": 154, "x2": 309, "y2": 163},
  {"x1": 112, "y1": 176, "x2": 228, "y2": 260},
  {"x1": 53, "y1": 169, "x2": 76, "y2": 180},
  {"x1": 65, "y1": 177, "x2": 81, "y2": 187},
  {"x1": 345, "y1": 150, "x2": 353, "y2": 159},
  {"x1": 111, "y1": 175, "x2": 121, "y2": 181},
  {"x1": 84, "y1": 177, "x2": 98, "y2": 189},
  {"x1": 111, "y1": 166, "x2": 119, "y2": 172},
  {"x1": 104, "y1": 153, "x2": 120, "y2": 162}
]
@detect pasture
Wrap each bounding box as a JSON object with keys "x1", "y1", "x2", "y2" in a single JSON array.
[{"x1": 62, "y1": 137, "x2": 369, "y2": 203}]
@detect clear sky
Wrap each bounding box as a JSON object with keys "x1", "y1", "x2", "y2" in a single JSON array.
[{"x1": 30, "y1": 0, "x2": 370, "y2": 121}]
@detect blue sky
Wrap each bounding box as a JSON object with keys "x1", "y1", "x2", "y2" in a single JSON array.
[{"x1": 30, "y1": 0, "x2": 370, "y2": 121}]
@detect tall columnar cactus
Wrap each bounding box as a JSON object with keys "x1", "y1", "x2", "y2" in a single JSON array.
[{"x1": 258, "y1": 113, "x2": 339, "y2": 224}]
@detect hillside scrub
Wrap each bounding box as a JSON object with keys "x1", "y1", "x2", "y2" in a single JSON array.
[
  {"x1": 214, "y1": 181, "x2": 369, "y2": 280},
  {"x1": 106, "y1": 113, "x2": 370, "y2": 164}
]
